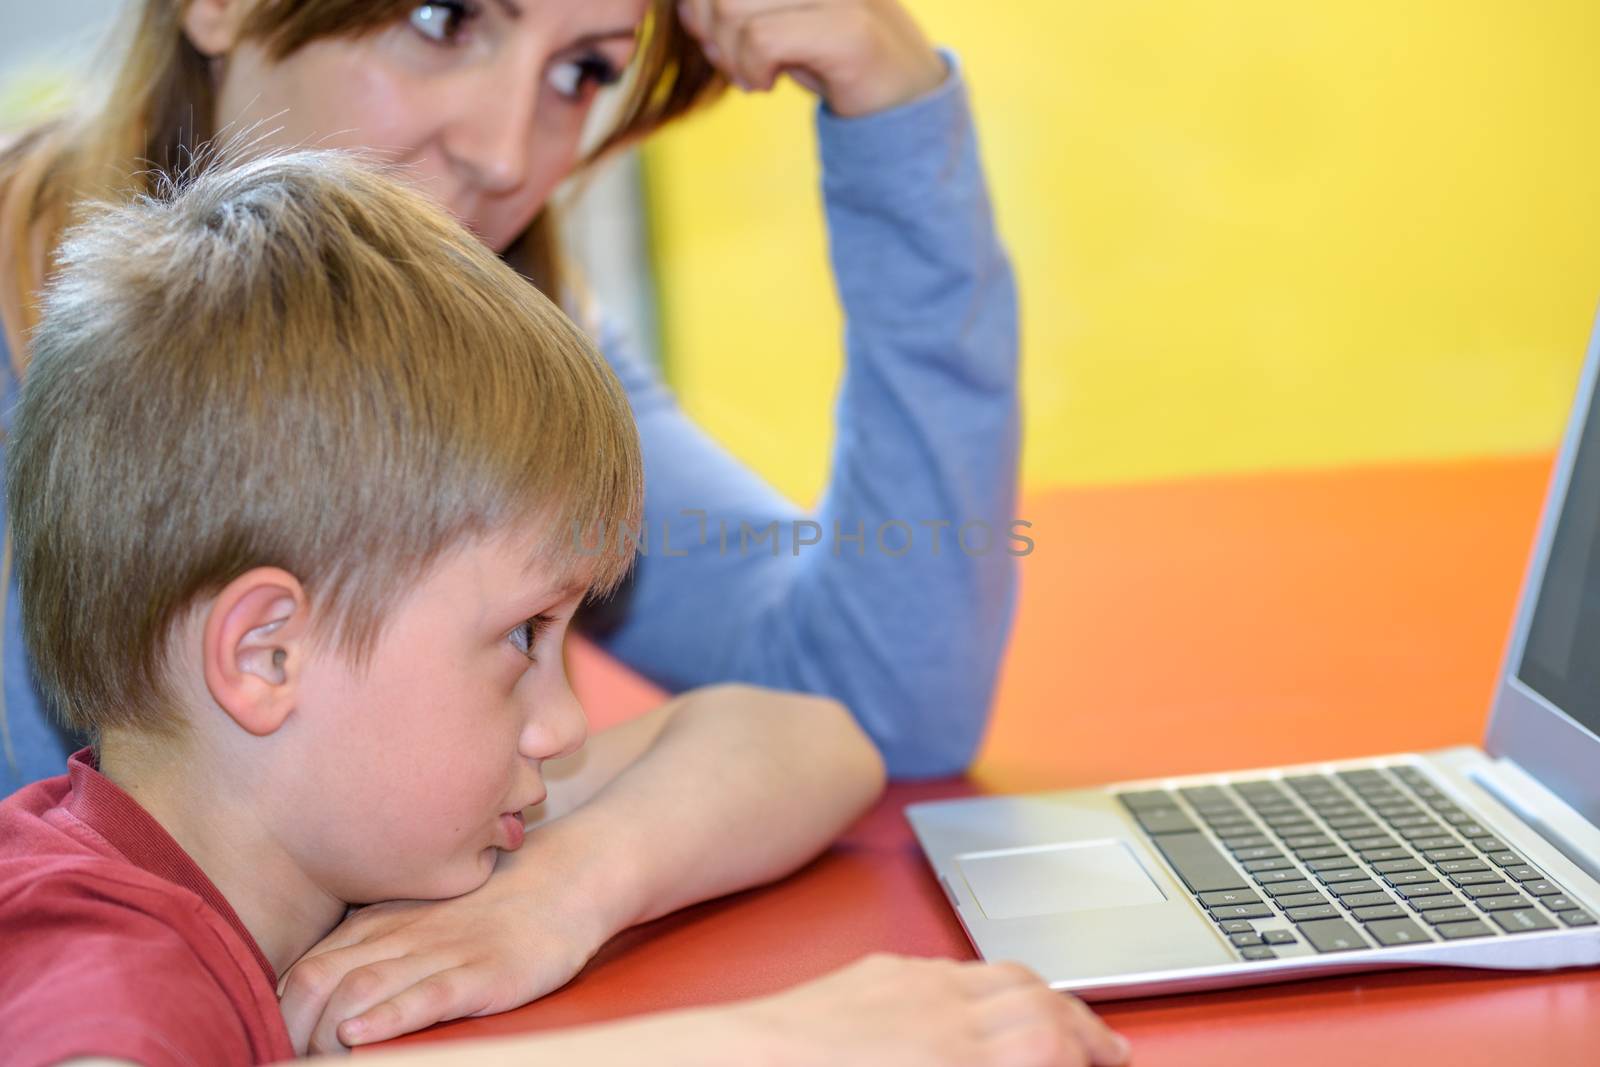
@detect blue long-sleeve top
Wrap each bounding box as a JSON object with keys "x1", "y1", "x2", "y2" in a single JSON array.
[{"x1": 0, "y1": 56, "x2": 1018, "y2": 792}]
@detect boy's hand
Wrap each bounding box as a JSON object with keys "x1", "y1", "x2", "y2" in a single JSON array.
[
  {"x1": 739, "y1": 954, "x2": 1133, "y2": 1067},
  {"x1": 677, "y1": 0, "x2": 948, "y2": 117},
  {"x1": 277, "y1": 841, "x2": 608, "y2": 1055}
]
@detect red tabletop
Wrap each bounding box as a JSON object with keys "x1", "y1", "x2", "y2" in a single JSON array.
[{"x1": 384, "y1": 454, "x2": 1600, "y2": 1064}]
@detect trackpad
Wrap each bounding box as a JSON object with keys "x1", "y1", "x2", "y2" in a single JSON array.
[{"x1": 957, "y1": 840, "x2": 1166, "y2": 920}]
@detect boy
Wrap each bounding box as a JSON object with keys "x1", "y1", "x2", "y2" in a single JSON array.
[{"x1": 0, "y1": 152, "x2": 1129, "y2": 1066}]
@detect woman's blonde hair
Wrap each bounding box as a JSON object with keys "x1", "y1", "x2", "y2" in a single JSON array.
[
  {"x1": 8, "y1": 149, "x2": 643, "y2": 738},
  {"x1": 0, "y1": 0, "x2": 724, "y2": 367}
]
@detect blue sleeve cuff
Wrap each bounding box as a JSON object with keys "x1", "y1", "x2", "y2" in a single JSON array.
[{"x1": 814, "y1": 49, "x2": 971, "y2": 194}]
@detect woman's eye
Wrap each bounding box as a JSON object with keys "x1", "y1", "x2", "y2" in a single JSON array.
[
  {"x1": 508, "y1": 614, "x2": 556, "y2": 662},
  {"x1": 547, "y1": 54, "x2": 623, "y2": 101},
  {"x1": 409, "y1": 0, "x2": 475, "y2": 44}
]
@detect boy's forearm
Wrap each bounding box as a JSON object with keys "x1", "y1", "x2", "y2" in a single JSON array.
[
  {"x1": 529, "y1": 685, "x2": 887, "y2": 938},
  {"x1": 312, "y1": 1002, "x2": 777, "y2": 1067}
]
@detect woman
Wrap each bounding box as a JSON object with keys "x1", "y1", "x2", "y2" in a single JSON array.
[{"x1": 0, "y1": 0, "x2": 1020, "y2": 1046}]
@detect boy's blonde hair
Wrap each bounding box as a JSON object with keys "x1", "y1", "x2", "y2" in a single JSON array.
[{"x1": 7, "y1": 150, "x2": 642, "y2": 738}]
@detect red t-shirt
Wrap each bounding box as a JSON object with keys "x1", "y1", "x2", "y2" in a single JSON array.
[{"x1": 0, "y1": 750, "x2": 295, "y2": 1066}]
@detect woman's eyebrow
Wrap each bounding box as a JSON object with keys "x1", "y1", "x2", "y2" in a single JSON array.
[
  {"x1": 570, "y1": 28, "x2": 641, "y2": 47},
  {"x1": 488, "y1": 0, "x2": 637, "y2": 45}
]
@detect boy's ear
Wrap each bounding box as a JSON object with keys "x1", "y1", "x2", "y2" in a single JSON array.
[
  {"x1": 181, "y1": 0, "x2": 248, "y2": 57},
  {"x1": 201, "y1": 567, "x2": 309, "y2": 737}
]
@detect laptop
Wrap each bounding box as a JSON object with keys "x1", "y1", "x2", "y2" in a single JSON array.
[{"x1": 907, "y1": 309, "x2": 1600, "y2": 999}]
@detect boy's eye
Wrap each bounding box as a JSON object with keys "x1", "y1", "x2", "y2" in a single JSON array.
[
  {"x1": 508, "y1": 613, "x2": 557, "y2": 662},
  {"x1": 409, "y1": 0, "x2": 477, "y2": 44},
  {"x1": 547, "y1": 53, "x2": 624, "y2": 101}
]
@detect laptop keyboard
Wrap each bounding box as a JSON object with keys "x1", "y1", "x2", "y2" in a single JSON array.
[{"x1": 1116, "y1": 763, "x2": 1596, "y2": 960}]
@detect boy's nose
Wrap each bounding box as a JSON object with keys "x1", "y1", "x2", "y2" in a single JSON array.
[{"x1": 521, "y1": 673, "x2": 588, "y2": 763}]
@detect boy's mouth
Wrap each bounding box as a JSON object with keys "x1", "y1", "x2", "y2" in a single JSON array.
[{"x1": 498, "y1": 811, "x2": 527, "y2": 851}]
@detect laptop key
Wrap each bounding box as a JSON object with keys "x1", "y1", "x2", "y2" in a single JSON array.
[
  {"x1": 1263, "y1": 929, "x2": 1297, "y2": 945},
  {"x1": 1222, "y1": 835, "x2": 1273, "y2": 850},
  {"x1": 1351, "y1": 838, "x2": 1403, "y2": 853},
  {"x1": 1319, "y1": 867, "x2": 1374, "y2": 884},
  {"x1": 1239, "y1": 946, "x2": 1278, "y2": 960},
  {"x1": 1306, "y1": 856, "x2": 1358, "y2": 872},
  {"x1": 1255, "y1": 868, "x2": 1308, "y2": 884},
  {"x1": 1211, "y1": 903, "x2": 1275, "y2": 920},
  {"x1": 1371, "y1": 859, "x2": 1425, "y2": 875},
  {"x1": 1352, "y1": 904, "x2": 1408, "y2": 921},
  {"x1": 1311, "y1": 804, "x2": 1361, "y2": 819},
  {"x1": 1341, "y1": 892, "x2": 1395, "y2": 909},
  {"x1": 1410, "y1": 894, "x2": 1466, "y2": 911},
  {"x1": 1449, "y1": 872, "x2": 1507, "y2": 887},
  {"x1": 1487, "y1": 851, "x2": 1524, "y2": 866},
  {"x1": 1287, "y1": 904, "x2": 1340, "y2": 922},
  {"x1": 1463, "y1": 882, "x2": 1520, "y2": 899},
  {"x1": 1328, "y1": 880, "x2": 1384, "y2": 897},
  {"x1": 1191, "y1": 799, "x2": 1242, "y2": 814},
  {"x1": 1435, "y1": 920, "x2": 1495, "y2": 940},
  {"x1": 1265, "y1": 881, "x2": 1318, "y2": 898},
  {"x1": 1492, "y1": 909, "x2": 1557, "y2": 933},
  {"x1": 1299, "y1": 918, "x2": 1367, "y2": 952},
  {"x1": 1232, "y1": 847, "x2": 1283, "y2": 862},
  {"x1": 1277, "y1": 893, "x2": 1330, "y2": 909},
  {"x1": 1503, "y1": 866, "x2": 1545, "y2": 882},
  {"x1": 1295, "y1": 845, "x2": 1346, "y2": 860},
  {"x1": 1200, "y1": 889, "x2": 1261, "y2": 908},
  {"x1": 1477, "y1": 895, "x2": 1534, "y2": 913},
  {"x1": 1421, "y1": 907, "x2": 1478, "y2": 925},
  {"x1": 1410, "y1": 837, "x2": 1459, "y2": 851},
  {"x1": 1424, "y1": 847, "x2": 1475, "y2": 862},
  {"x1": 1520, "y1": 880, "x2": 1562, "y2": 896},
  {"x1": 1398, "y1": 825, "x2": 1449, "y2": 841},
  {"x1": 1229, "y1": 932, "x2": 1264, "y2": 947},
  {"x1": 1361, "y1": 848, "x2": 1412, "y2": 863},
  {"x1": 1117, "y1": 791, "x2": 1176, "y2": 811},
  {"x1": 1433, "y1": 859, "x2": 1489, "y2": 875},
  {"x1": 1244, "y1": 858, "x2": 1296, "y2": 873},
  {"x1": 1542, "y1": 896, "x2": 1581, "y2": 911},
  {"x1": 1335, "y1": 825, "x2": 1384, "y2": 841},
  {"x1": 1367, "y1": 917, "x2": 1430, "y2": 946},
  {"x1": 1218, "y1": 919, "x2": 1257, "y2": 933},
  {"x1": 1152, "y1": 832, "x2": 1249, "y2": 893},
  {"x1": 1395, "y1": 883, "x2": 1450, "y2": 900},
  {"x1": 1133, "y1": 807, "x2": 1199, "y2": 835},
  {"x1": 1561, "y1": 911, "x2": 1597, "y2": 927},
  {"x1": 1468, "y1": 836, "x2": 1508, "y2": 852},
  {"x1": 1384, "y1": 871, "x2": 1440, "y2": 886},
  {"x1": 1262, "y1": 812, "x2": 1310, "y2": 827}
]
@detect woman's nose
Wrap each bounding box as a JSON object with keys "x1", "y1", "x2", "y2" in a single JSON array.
[{"x1": 442, "y1": 68, "x2": 541, "y2": 195}]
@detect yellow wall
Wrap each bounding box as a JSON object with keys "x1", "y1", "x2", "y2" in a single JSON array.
[{"x1": 644, "y1": 1, "x2": 1600, "y2": 503}]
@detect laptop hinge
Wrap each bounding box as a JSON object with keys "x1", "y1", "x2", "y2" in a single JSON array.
[{"x1": 1469, "y1": 757, "x2": 1600, "y2": 887}]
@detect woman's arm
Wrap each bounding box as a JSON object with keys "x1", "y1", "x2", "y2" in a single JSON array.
[
  {"x1": 0, "y1": 324, "x2": 80, "y2": 793},
  {"x1": 591, "y1": 52, "x2": 1020, "y2": 779},
  {"x1": 277, "y1": 683, "x2": 885, "y2": 1053}
]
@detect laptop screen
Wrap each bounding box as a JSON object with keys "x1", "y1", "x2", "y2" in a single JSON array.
[{"x1": 1518, "y1": 376, "x2": 1600, "y2": 743}]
